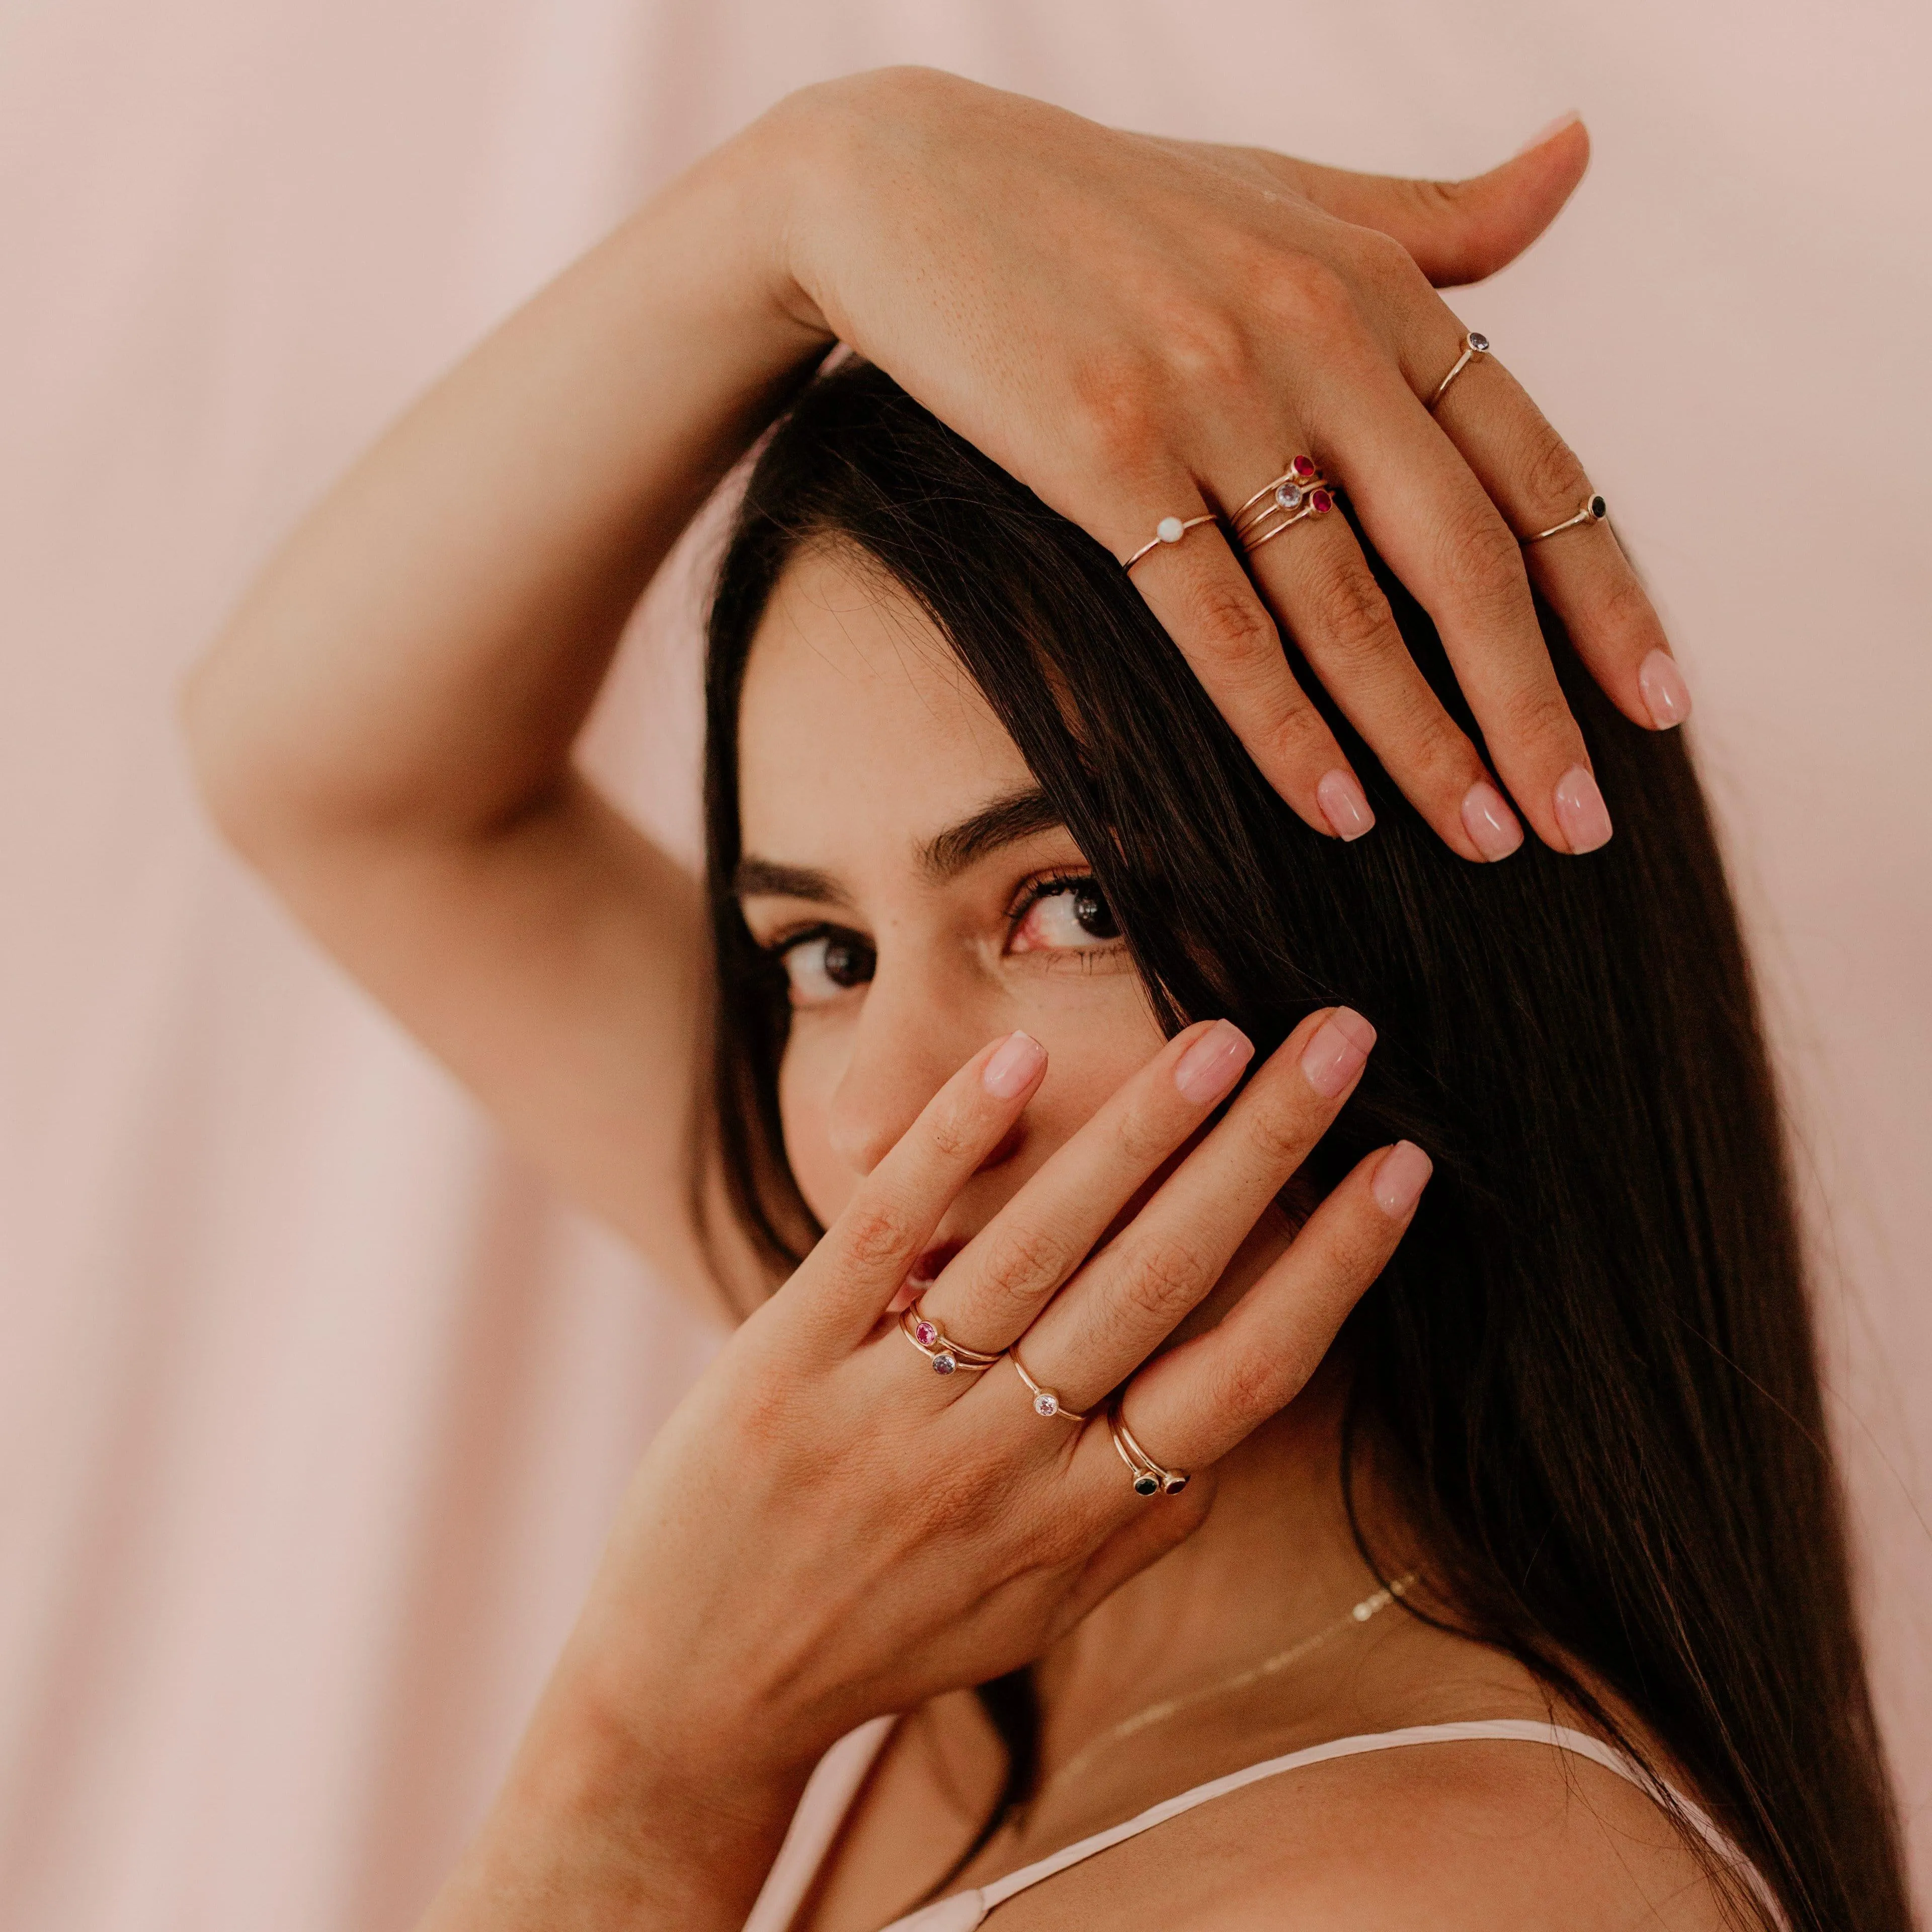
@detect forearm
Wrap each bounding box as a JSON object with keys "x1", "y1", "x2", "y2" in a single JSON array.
[{"x1": 183, "y1": 99, "x2": 832, "y2": 857}]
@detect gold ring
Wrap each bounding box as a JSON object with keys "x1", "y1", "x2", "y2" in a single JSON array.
[
  {"x1": 1523, "y1": 492, "x2": 1608, "y2": 543},
  {"x1": 1009, "y1": 1345, "x2": 1087, "y2": 1423},
  {"x1": 900, "y1": 1301, "x2": 1000, "y2": 1378},
  {"x1": 1110, "y1": 1401, "x2": 1189, "y2": 1495},
  {"x1": 1121, "y1": 512, "x2": 1217, "y2": 573},
  {"x1": 1229, "y1": 455, "x2": 1336, "y2": 556},
  {"x1": 1428, "y1": 330, "x2": 1490, "y2": 410}
]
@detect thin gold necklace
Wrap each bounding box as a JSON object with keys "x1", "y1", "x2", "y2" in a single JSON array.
[{"x1": 1037, "y1": 1572, "x2": 1418, "y2": 1799}]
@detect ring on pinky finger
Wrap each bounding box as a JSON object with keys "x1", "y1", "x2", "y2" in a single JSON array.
[{"x1": 1110, "y1": 1399, "x2": 1190, "y2": 1496}]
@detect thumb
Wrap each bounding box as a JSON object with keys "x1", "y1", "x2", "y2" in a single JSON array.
[{"x1": 1285, "y1": 113, "x2": 1590, "y2": 288}]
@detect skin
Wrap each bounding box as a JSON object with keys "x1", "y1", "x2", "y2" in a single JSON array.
[{"x1": 179, "y1": 71, "x2": 1730, "y2": 1929}]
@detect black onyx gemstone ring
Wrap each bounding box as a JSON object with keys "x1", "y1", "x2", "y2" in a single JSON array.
[
  {"x1": 1523, "y1": 493, "x2": 1610, "y2": 544},
  {"x1": 1110, "y1": 1402, "x2": 1190, "y2": 1497}
]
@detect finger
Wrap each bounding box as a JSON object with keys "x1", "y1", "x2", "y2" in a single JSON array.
[
  {"x1": 1118, "y1": 1140, "x2": 1432, "y2": 1473},
  {"x1": 1120, "y1": 500, "x2": 1378, "y2": 842},
  {"x1": 797, "y1": 1030, "x2": 1047, "y2": 1348},
  {"x1": 1423, "y1": 344, "x2": 1691, "y2": 736},
  {"x1": 920, "y1": 1018, "x2": 1256, "y2": 1351},
  {"x1": 1311, "y1": 353, "x2": 1608, "y2": 854},
  {"x1": 1010, "y1": 1008, "x2": 1378, "y2": 1411},
  {"x1": 1273, "y1": 116, "x2": 1590, "y2": 287},
  {"x1": 1229, "y1": 456, "x2": 1523, "y2": 862}
]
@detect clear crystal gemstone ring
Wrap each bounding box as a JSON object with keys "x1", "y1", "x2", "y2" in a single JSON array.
[{"x1": 1008, "y1": 1344, "x2": 1087, "y2": 1424}]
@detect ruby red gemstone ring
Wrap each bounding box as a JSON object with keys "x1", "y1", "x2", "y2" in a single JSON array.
[
  {"x1": 899, "y1": 1301, "x2": 1001, "y2": 1378},
  {"x1": 1230, "y1": 455, "x2": 1335, "y2": 557}
]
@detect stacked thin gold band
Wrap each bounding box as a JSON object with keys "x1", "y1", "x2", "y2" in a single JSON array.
[
  {"x1": 900, "y1": 1302, "x2": 1001, "y2": 1378},
  {"x1": 1009, "y1": 1346, "x2": 1087, "y2": 1424},
  {"x1": 1110, "y1": 1402, "x2": 1190, "y2": 1495},
  {"x1": 1230, "y1": 455, "x2": 1335, "y2": 555}
]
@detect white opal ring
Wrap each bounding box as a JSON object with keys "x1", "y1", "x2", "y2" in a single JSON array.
[{"x1": 1121, "y1": 512, "x2": 1216, "y2": 573}]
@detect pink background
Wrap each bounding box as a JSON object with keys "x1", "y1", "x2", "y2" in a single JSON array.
[{"x1": 3, "y1": 3, "x2": 1927, "y2": 1925}]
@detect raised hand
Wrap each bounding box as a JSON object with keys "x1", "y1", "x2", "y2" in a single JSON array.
[
  {"x1": 776, "y1": 71, "x2": 1681, "y2": 858},
  {"x1": 440, "y1": 1014, "x2": 1425, "y2": 1926}
]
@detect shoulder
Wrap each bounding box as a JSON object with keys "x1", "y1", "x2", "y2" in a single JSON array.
[{"x1": 995, "y1": 1728, "x2": 1737, "y2": 1932}]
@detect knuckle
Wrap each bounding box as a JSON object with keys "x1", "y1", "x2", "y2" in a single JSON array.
[
  {"x1": 924, "y1": 1097, "x2": 979, "y2": 1164},
  {"x1": 1158, "y1": 303, "x2": 1259, "y2": 394},
  {"x1": 976, "y1": 1220, "x2": 1075, "y2": 1313},
  {"x1": 1300, "y1": 546, "x2": 1398, "y2": 671},
  {"x1": 1260, "y1": 254, "x2": 1356, "y2": 339},
  {"x1": 1179, "y1": 576, "x2": 1283, "y2": 684},
  {"x1": 839, "y1": 1195, "x2": 916, "y2": 1272},
  {"x1": 1242, "y1": 1089, "x2": 1318, "y2": 1171},
  {"x1": 1493, "y1": 677, "x2": 1581, "y2": 755},
  {"x1": 1517, "y1": 419, "x2": 1591, "y2": 515},
  {"x1": 1205, "y1": 1345, "x2": 1291, "y2": 1423},
  {"x1": 1433, "y1": 496, "x2": 1529, "y2": 612},
  {"x1": 1119, "y1": 1233, "x2": 1215, "y2": 1324},
  {"x1": 1072, "y1": 346, "x2": 1165, "y2": 473}
]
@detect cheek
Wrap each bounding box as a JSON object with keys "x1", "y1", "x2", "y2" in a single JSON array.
[{"x1": 778, "y1": 1026, "x2": 850, "y2": 1229}]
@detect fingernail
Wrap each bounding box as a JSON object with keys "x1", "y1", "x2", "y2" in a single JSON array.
[
  {"x1": 1514, "y1": 109, "x2": 1581, "y2": 155},
  {"x1": 1638, "y1": 650, "x2": 1692, "y2": 729},
  {"x1": 1300, "y1": 1007, "x2": 1377, "y2": 1100},
  {"x1": 1316, "y1": 769, "x2": 1375, "y2": 842},
  {"x1": 1173, "y1": 1019, "x2": 1255, "y2": 1105},
  {"x1": 1372, "y1": 1141, "x2": 1433, "y2": 1217},
  {"x1": 1460, "y1": 778, "x2": 1524, "y2": 862},
  {"x1": 983, "y1": 1031, "x2": 1045, "y2": 1098},
  {"x1": 1553, "y1": 765, "x2": 1614, "y2": 854}
]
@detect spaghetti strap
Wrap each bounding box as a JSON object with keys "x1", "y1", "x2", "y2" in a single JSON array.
[{"x1": 871, "y1": 1719, "x2": 1787, "y2": 1932}]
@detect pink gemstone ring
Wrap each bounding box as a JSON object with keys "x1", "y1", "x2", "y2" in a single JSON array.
[
  {"x1": 1008, "y1": 1344, "x2": 1088, "y2": 1424},
  {"x1": 899, "y1": 1301, "x2": 1000, "y2": 1378}
]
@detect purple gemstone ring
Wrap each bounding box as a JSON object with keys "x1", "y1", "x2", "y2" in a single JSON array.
[
  {"x1": 1427, "y1": 329, "x2": 1491, "y2": 411},
  {"x1": 899, "y1": 1301, "x2": 1000, "y2": 1378}
]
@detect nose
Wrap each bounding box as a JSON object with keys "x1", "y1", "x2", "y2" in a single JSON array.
[{"x1": 825, "y1": 968, "x2": 1003, "y2": 1179}]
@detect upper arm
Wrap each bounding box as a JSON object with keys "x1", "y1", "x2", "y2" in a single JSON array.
[{"x1": 226, "y1": 766, "x2": 764, "y2": 1320}]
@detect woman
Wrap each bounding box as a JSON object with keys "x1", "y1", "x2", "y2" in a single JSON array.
[{"x1": 183, "y1": 70, "x2": 1908, "y2": 1931}]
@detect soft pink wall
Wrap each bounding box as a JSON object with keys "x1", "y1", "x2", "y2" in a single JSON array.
[{"x1": 3, "y1": 3, "x2": 1926, "y2": 1927}]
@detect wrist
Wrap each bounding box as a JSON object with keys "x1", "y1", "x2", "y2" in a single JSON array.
[{"x1": 428, "y1": 1679, "x2": 811, "y2": 1932}]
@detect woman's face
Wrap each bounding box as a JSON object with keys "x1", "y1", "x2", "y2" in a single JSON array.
[{"x1": 735, "y1": 544, "x2": 1166, "y2": 1278}]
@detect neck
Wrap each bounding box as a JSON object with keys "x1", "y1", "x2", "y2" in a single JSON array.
[{"x1": 1030, "y1": 1349, "x2": 1389, "y2": 1781}]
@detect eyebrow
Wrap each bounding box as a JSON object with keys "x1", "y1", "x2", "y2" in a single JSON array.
[{"x1": 732, "y1": 785, "x2": 1068, "y2": 906}]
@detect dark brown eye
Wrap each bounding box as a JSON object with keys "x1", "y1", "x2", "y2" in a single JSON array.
[
  {"x1": 821, "y1": 934, "x2": 874, "y2": 987},
  {"x1": 1071, "y1": 882, "x2": 1119, "y2": 940}
]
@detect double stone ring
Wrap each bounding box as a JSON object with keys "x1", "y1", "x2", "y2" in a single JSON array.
[
  {"x1": 899, "y1": 1301, "x2": 1000, "y2": 1377},
  {"x1": 1110, "y1": 1401, "x2": 1190, "y2": 1496}
]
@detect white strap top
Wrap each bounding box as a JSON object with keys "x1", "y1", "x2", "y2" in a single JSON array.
[{"x1": 743, "y1": 1716, "x2": 1788, "y2": 1932}]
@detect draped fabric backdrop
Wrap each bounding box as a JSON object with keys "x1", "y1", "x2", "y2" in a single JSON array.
[{"x1": 3, "y1": 3, "x2": 1926, "y2": 1926}]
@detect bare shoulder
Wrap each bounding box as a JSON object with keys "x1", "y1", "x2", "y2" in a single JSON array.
[{"x1": 993, "y1": 1730, "x2": 1738, "y2": 1932}]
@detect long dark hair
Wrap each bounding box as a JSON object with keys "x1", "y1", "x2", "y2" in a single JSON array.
[{"x1": 699, "y1": 361, "x2": 1908, "y2": 1930}]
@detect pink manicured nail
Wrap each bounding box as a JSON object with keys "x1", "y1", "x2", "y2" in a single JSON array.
[
  {"x1": 1553, "y1": 765, "x2": 1614, "y2": 853},
  {"x1": 1316, "y1": 770, "x2": 1375, "y2": 842},
  {"x1": 1460, "y1": 779, "x2": 1524, "y2": 862},
  {"x1": 1638, "y1": 650, "x2": 1692, "y2": 729},
  {"x1": 1173, "y1": 1020, "x2": 1255, "y2": 1105},
  {"x1": 1514, "y1": 109, "x2": 1581, "y2": 155},
  {"x1": 1372, "y1": 1141, "x2": 1433, "y2": 1217},
  {"x1": 983, "y1": 1031, "x2": 1045, "y2": 1099},
  {"x1": 1301, "y1": 1007, "x2": 1377, "y2": 1100}
]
